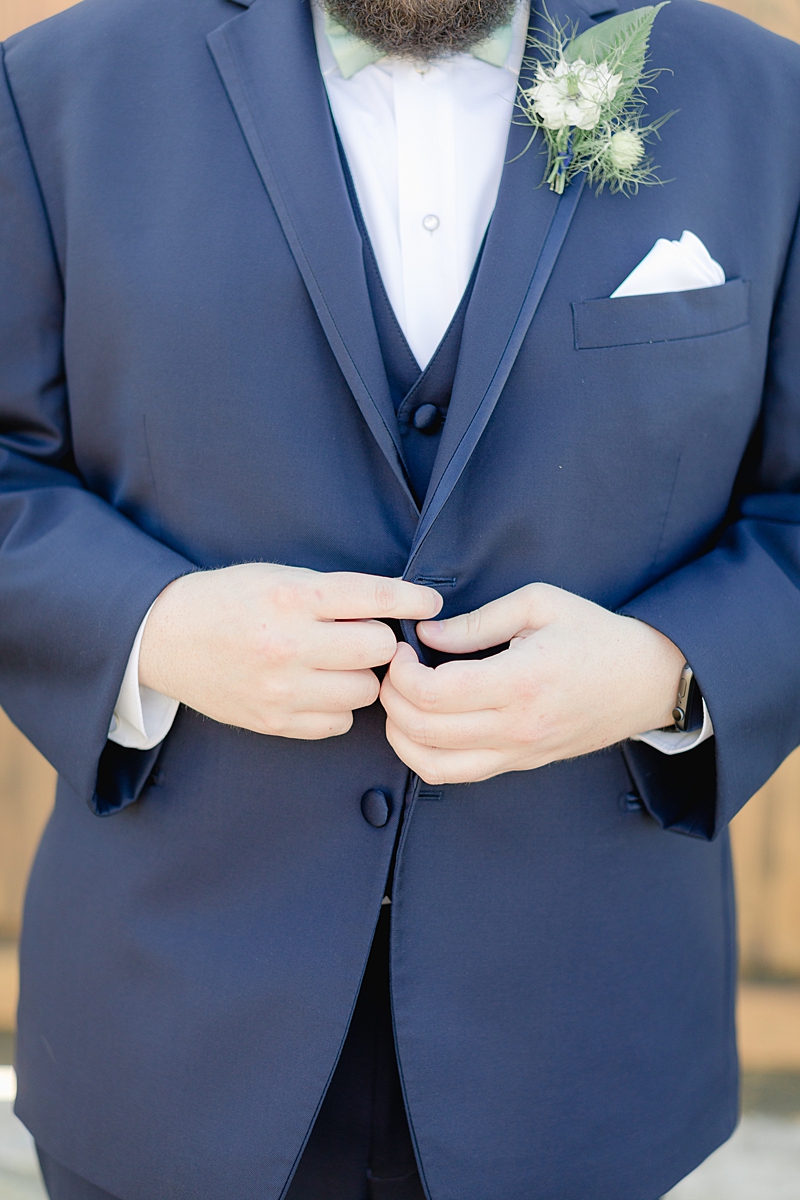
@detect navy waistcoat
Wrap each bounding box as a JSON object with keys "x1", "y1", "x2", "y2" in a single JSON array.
[{"x1": 344, "y1": 155, "x2": 480, "y2": 506}]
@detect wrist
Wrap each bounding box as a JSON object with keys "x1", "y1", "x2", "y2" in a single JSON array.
[
  {"x1": 626, "y1": 617, "x2": 686, "y2": 731},
  {"x1": 139, "y1": 575, "x2": 194, "y2": 694}
]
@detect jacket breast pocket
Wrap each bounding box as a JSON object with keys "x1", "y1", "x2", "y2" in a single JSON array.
[{"x1": 571, "y1": 278, "x2": 750, "y2": 350}]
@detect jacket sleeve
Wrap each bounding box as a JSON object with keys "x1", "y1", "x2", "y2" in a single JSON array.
[
  {"x1": 0, "y1": 50, "x2": 194, "y2": 815},
  {"x1": 621, "y1": 200, "x2": 800, "y2": 841}
]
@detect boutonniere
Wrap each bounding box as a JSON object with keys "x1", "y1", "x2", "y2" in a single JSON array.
[{"x1": 517, "y1": 3, "x2": 674, "y2": 194}]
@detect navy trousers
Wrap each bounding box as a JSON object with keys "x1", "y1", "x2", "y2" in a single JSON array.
[{"x1": 37, "y1": 905, "x2": 426, "y2": 1200}]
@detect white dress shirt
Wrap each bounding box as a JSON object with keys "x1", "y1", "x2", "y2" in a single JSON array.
[
  {"x1": 316, "y1": 1, "x2": 529, "y2": 367},
  {"x1": 108, "y1": 3, "x2": 712, "y2": 754}
]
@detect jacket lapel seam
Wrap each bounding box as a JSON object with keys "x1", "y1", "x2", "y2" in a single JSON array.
[{"x1": 406, "y1": 172, "x2": 587, "y2": 572}]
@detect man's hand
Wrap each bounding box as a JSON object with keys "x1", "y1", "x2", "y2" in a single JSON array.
[
  {"x1": 139, "y1": 564, "x2": 442, "y2": 739},
  {"x1": 380, "y1": 583, "x2": 685, "y2": 784}
]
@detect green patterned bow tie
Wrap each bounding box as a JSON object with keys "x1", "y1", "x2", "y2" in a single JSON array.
[{"x1": 323, "y1": 12, "x2": 515, "y2": 79}]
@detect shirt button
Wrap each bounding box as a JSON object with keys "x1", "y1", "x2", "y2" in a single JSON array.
[
  {"x1": 412, "y1": 403, "x2": 442, "y2": 433},
  {"x1": 361, "y1": 789, "x2": 392, "y2": 828},
  {"x1": 422, "y1": 214, "x2": 440, "y2": 233}
]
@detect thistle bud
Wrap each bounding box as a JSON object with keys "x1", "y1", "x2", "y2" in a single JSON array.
[{"x1": 608, "y1": 130, "x2": 644, "y2": 171}]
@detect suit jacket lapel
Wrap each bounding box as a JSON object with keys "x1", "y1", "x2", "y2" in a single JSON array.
[
  {"x1": 207, "y1": 0, "x2": 416, "y2": 510},
  {"x1": 416, "y1": 0, "x2": 615, "y2": 560}
]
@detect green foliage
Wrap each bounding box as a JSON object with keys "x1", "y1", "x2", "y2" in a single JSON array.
[
  {"x1": 566, "y1": 4, "x2": 667, "y2": 98},
  {"x1": 517, "y1": 3, "x2": 675, "y2": 195}
]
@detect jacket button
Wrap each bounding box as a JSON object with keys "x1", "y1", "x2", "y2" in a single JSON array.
[
  {"x1": 412, "y1": 403, "x2": 442, "y2": 433},
  {"x1": 361, "y1": 789, "x2": 391, "y2": 828}
]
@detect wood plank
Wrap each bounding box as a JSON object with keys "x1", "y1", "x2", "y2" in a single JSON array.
[
  {"x1": 0, "y1": 0, "x2": 81, "y2": 41},
  {"x1": 0, "y1": 942, "x2": 18, "y2": 1031},
  {"x1": 0, "y1": 711, "x2": 54, "y2": 943},
  {"x1": 731, "y1": 749, "x2": 800, "y2": 980},
  {"x1": 708, "y1": 0, "x2": 800, "y2": 41},
  {"x1": 738, "y1": 983, "x2": 800, "y2": 1071}
]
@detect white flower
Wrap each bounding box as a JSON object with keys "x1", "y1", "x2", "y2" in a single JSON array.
[
  {"x1": 608, "y1": 129, "x2": 644, "y2": 171},
  {"x1": 526, "y1": 57, "x2": 622, "y2": 132}
]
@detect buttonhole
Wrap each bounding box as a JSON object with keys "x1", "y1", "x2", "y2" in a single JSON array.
[
  {"x1": 418, "y1": 789, "x2": 443, "y2": 802},
  {"x1": 413, "y1": 576, "x2": 456, "y2": 587}
]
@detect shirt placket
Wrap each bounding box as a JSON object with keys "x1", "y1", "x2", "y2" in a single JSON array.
[{"x1": 393, "y1": 61, "x2": 460, "y2": 368}]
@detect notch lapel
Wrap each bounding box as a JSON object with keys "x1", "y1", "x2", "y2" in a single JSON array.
[
  {"x1": 411, "y1": 0, "x2": 613, "y2": 568},
  {"x1": 207, "y1": 0, "x2": 416, "y2": 510}
]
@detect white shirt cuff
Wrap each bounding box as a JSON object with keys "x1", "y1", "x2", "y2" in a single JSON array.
[
  {"x1": 632, "y1": 700, "x2": 714, "y2": 755},
  {"x1": 108, "y1": 604, "x2": 179, "y2": 751}
]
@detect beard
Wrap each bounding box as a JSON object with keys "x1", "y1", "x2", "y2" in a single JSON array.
[{"x1": 322, "y1": 0, "x2": 517, "y2": 61}]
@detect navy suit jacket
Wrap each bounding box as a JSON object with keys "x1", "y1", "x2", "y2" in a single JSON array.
[{"x1": 2, "y1": 0, "x2": 800, "y2": 1196}]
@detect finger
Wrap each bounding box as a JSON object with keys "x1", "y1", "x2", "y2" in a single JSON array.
[
  {"x1": 417, "y1": 585, "x2": 554, "y2": 653},
  {"x1": 260, "y1": 710, "x2": 355, "y2": 740},
  {"x1": 310, "y1": 618, "x2": 397, "y2": 670},
  {"x1": 308, "y1": 573, "x2": 443, "y2": 622},
  {"x1": 285, "y1": 668, "x2": 381, "y2": 714},
  {"x1": 314, "y1": 667, "x2": 381, "y2": 712},
  {"x1": 385, "y1": 718, "x2": 505, "y2": 784},
  {"x1": 380, "y1": 671, "x2": 504, "y2": 749},
  {"x1": 388, "y1": 642, "x2": 526, "y2": 713}
]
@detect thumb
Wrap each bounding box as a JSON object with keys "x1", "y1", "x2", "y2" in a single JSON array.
[
  {"x1": 391, "y1": 640, "x2": 420, "y2": 667},
  {"x1": 382, "y1": 640, "x2": 425, "y2": 698},
  {"x1": 417, "y1": 585, "x2": 553, "y2": 653}
]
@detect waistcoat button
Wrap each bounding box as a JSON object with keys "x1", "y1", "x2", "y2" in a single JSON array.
[
  {"x1": 413, "y1": 403, "x2": 442, "y2": 433},
  {"x1": 361, "y1": 789, "x2": 392, "y2": 828}
]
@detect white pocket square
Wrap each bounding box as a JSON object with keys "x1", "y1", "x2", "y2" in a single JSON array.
[{"x1": 611, "y1": 230, "x2": 725, "y2": 299}]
